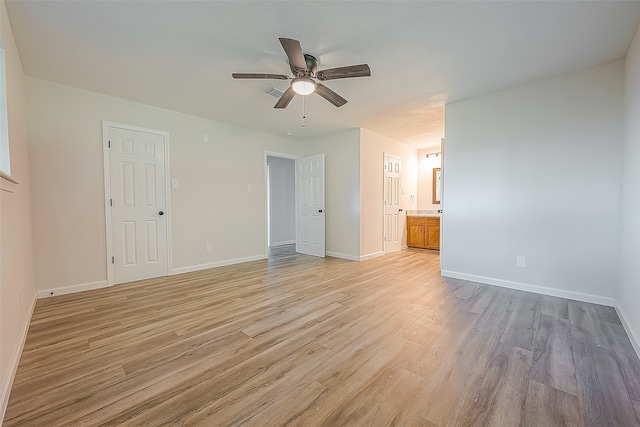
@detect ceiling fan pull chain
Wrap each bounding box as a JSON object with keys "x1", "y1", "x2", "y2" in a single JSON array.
[{"x1": 302, "y1": 95, "x2": 306, "y2": 128}]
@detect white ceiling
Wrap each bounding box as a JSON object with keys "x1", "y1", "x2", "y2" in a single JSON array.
[{"x1": 5, "y1": 1, "x2": 640, "y2": 148}]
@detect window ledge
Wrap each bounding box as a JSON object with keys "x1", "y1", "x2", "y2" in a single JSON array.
[{"x1": 0, "y1": 170, "x2": 18, "y2": 193}]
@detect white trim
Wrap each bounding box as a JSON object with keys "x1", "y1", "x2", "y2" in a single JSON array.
[
  {"x1": 0, "y1": 170, "x2": 17, "y2": 184},
  {"x1": 36, "y1": 280, "x2": 109, "y2": 299},
  {"x1": 615, "y1": 302, "x2": 640, "y2": 359},
  {"x1": 102, "y1": 121, "x2": 172, "y2": 286},
  {"x1": 359, "y1": 251, "x2": 385, "y2": 261},
  {"x1": 1, "y1": 292, "x2": 36, "y2": 422},
  {"x1": 441, "y1": 270, "x2": 616, "y2": 307},
  {"x1": 171, "y1": 254, "x2": 266, "y2": 275},
  {"x1": 326, "y1": 251, "x2": 360, "y2": 261},
  {"x1": 269, "y1": 240, "x2": 296, "y2": 247}
]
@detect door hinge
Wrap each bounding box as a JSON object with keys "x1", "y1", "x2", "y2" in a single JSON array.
[
  {"x1": 112, "y1": 256, "x2": 115, "y2": 264},
  {"x1": 108, "y1": 140, "x2": 111, "y2": 148},
  {"x1": 110, "y1": 198, "x2": 112, "y2": 206}
]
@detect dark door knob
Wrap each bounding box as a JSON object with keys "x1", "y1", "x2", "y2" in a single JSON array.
[
  {"x1": 399, "y1": 209, "x2": 403, "y2": 212},
  {"x1": 158, "y1": 211, "x2": 165, "y2": 216},
  {"x1": 318, "y1": 209, "x2": 323, "y2": 213}
]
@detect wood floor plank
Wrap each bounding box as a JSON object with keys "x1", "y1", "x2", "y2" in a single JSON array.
[
  {"x1": 594, "y1": 304, "x2": 622, "y2": 325},
  {"x1": 475, "y1": 344, "x2": 532, "y2": 427},
  {"x1": 399, "y1": 294, "x2": 467, "y2": 344},
  {"x1": 523, "y1": 380, "x2": 582, "y2": 427},
  {"x1": 308, "y1": 313, "x2": 419, "y2": 389},
  {"x1": 131, "y1": 344, "x2": 331, "y2": 426},
  {"x1": 404, "y1": 309, "x2": 478, "y2": 380},
  {"x1": 4, "y1": 245, "x2": 640, "y2": 426},
  {"x1": 500, "y1": 292, "x2": 542, "y2": 351},
  {"x1": 467, "y1": 283, "x2": 499, "y2": 315},
  {"x1": 602, "y1": 322, "x2": 640, "y2": 402},
  {"x1": 531, "y1": 314, "x2": 577, "y2": 396},
  {"x1": 573, "y1": 339, "x2": 640, "y2": 426},
  {"x1": 414, "y1": 325, "x2": 504, "y2": 426},
  {"x1": 541, "y1": 294, "x2": 570, "y2": 320},
  {"x1": 294, "y1": 336, "x2": 421, "y2": 426},
  {"x1": 569, "y1": 301, "x2": 611, "y2": 349},
  {"x1": 474, "y1": 287, "x2": 520, "y2": 333},
  {"x1": 348, "y1": 368, "x2": 429, "y2": 426}
]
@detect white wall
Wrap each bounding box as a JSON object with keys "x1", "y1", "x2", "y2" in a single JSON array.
[
  {"x1": 26, "y1": 77, "x2": 303, "y2": 291},
  {"x1": 619, "y1": 22, "x2": 640, "y2": 351},
  {"x1": 0, "y1": 0, "x2": 36, "y2": 420},
  {"x1": 267, "y1": 156, "x2": 295, "y2": 246},
  {"x1": 360, "y1": 128, "x2": 417, "y2": 258},
  {"x1": 443, "y1": 60, "x2": 624, "y2": 304},
  {"x1": 417, "y1": 147, "x2": 442, "y2": 210},
  {"x1": 304, "y1": 129, "x2": 361, "y2": 260}
]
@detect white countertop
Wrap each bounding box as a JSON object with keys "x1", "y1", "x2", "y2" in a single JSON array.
[{"x1": 406, "y1": 210, "x2": 441, "y2": 217}]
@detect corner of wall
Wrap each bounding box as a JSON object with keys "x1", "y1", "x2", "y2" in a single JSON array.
[{"x1": 1, "y1": 291, "x2": 36, "y2": 423}]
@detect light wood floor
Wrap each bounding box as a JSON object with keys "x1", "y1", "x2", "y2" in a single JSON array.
[{"x1": 4, "y1": 246, "x2": 640, "y2": 426}]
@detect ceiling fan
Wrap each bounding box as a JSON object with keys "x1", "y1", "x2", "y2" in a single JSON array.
[{"x1": 232, "y1": 38, "x2": 371, "y2": 109}]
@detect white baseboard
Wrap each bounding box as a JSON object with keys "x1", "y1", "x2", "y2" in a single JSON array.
[
  {"x1": 269, "y1": 240, "x2": 295, "y2": 247},
  {"x1": 171, "y1": 254, "x2": 267, "y2": 275},
  {"x1": 37, "y1": 280, "x2": 109, "y2": 299},
  {"x1": 440, "y1": 270, "x2": 616, "y2": 307},
  {"x1": 614, "y1": 302, "x2": 640, "y2": 359},
  {"x1": 359, "y1": 251, "x2": 385, "y2": 261},
  {"x1": 1, "y1": 291, "x2": 37, "y2": 422},
  {"x1": 326, "y1": 251, "x2": 360, "y2": 261}
]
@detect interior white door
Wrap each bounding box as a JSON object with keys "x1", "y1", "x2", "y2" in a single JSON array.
[
  {"x1": 108, "y1": 126, "x2": 168, "y2": 284},
  {"x1": 296, "y1": 154, "x2": 325, "y2": 257},
  {"x1": 384, "y1": 154, "x2": 402, "y2": 254}
]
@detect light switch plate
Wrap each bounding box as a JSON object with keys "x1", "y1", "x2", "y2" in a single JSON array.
[
  {"x1": 172, "y1": 179, "x2": 179, "y2": 189},
  {"x1": 516, "y1": 256, "x2": 526, "y2": 268}
]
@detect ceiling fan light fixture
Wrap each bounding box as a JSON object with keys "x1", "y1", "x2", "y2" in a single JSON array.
[{"x1": 291, "y1": 77, "x2": 316, "y2": 95}]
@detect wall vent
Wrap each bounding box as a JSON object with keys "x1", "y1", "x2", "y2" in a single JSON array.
[{"x1": 264, "y1": 86, "x2": 286, "y2": 98}]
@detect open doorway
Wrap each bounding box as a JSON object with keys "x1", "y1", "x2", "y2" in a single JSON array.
[
  {"x1": 266, "y1": 155, "x2": 296, "y2": 257},
  {"x1": 408, "y1": 138, "x2": 443, "y2": 258}
]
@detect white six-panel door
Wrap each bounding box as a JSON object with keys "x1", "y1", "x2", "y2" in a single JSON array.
[
  {"x1": 108, "y1": 126, "x2": 168, "y2": 284},
  {"x1": 296, "y1": 154, "x2": 325, "y2": 257},
  {"x1": 384, "y1": 154, "x2": 402, "y2": 254}
]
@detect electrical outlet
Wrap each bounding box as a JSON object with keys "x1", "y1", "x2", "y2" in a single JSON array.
[
  {"x1": 247, "y1": 184, "x2": 252, "y2": 192},
  {"x1": 203, "y1": 134, "x2": 209, "y2": 143},
  {"x1": 516, "y1": 256, "x2": 526, "y2": 268},
  {"x1": 206, "y1": 242, "x2": 212, "y2": 252}
]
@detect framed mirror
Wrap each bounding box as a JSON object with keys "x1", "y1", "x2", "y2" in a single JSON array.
[{"x1": 432, "y1": 168, "x2": 441, "y2": 204}]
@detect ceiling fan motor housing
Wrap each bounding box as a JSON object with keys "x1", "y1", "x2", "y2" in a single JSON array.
[{"x1": 291, "y1": 54, "x2": 319, "y2": 77}]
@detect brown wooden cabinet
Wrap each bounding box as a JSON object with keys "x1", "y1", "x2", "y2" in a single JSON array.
[{"x1": 407, "y1": 216, "x2": 440, "y2": 250}]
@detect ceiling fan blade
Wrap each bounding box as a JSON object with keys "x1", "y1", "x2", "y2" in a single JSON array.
[
  {"x1": 279, "y1": 38, "x2": 307, "y2": 72},
  {"x1": 315, "y1": 84, "x2": 347, "y2": 107},
  {"x1": 316, "y1": 64, "x2": 371, "y2": 81},
  {"x1": 232, "y1": 73, "x2": 290, "y2": 80},
  {"x1": 274, "y1": 87, "x2": 296, "y2": 109}
]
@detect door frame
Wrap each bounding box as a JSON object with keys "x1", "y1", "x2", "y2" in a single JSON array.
[
  {"x1": 439, "y1": 137, "x2": 445, "y2": 263},
  {"x1": 102, "y1": 121, "x2": 173, "y2": 286},
  {"x1": 382, "y1": 152, "x2": 402, "y2": 254},
  {"x1": 263, "y1": 151, "x2": 299, "y2": 257}
]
